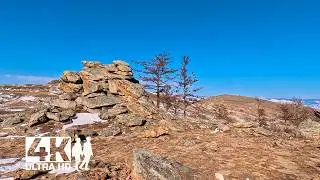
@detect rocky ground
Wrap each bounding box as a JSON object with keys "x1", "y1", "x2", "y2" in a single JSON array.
[{"x1": 0, "y1": 61, "x2": 319, "y2": 180}]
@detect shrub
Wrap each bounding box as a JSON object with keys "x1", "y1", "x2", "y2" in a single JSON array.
[
  {"x1": 279, "y1": 98, "x2": 309, "y2": 127},
  {"x1": 213, "y1": 104, "x2": 230, "y2": 121},
  {"x1": 255, "y1": 98, "x2": 267, "y2": 126}
]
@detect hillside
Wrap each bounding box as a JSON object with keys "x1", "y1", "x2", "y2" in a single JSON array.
[{"x1": 0, "y1": 61, "x2": 319, "y2": 180}]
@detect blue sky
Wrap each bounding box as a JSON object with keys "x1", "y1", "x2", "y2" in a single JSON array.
[{"x1": 0, "y1": 0, "x2": 319, "y2": 98}]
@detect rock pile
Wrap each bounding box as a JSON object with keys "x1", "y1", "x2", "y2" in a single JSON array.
[{"x1": 28, "y1": 60, "x2": 149, "y2": 127}]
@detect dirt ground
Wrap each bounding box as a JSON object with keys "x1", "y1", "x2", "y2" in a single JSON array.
[{"x1": 1, "y1": 128, "x2": 319, "y2": 180}]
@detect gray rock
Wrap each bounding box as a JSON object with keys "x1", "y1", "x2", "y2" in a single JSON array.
[
  {"x1": 132, "y1": 149, "x2": 193, "y2": 180},
  {"x1": 2, "y1": 114, "x2": 24, "y2": 126},
  {"x1": 100, "y1": 126, "x2": 122, "y2": 137},
  {"x1": 117, "y1": 114, "x2": 146, "y2": 127},
  {"x1": 59, "y1": 109, "x2": 76, "y2": 121},
  {"x1": 80, "y1": 94, "x2": 120, "y2": 109},
  {"x1": 29, "y1": 109, "x2": 49, "y2": 127},
  {"x1": 100, "y1": 105, "x2": 128, "y2": 120},
  {"x1": 61, "y1": 71, "x2": 81, "y2": 83},
  {"x1": 52, "y1": 99, "x2": 77, "y2": 110},
  {"x1": 45, "y1": 112, "x2": 60, "y2": 121}
]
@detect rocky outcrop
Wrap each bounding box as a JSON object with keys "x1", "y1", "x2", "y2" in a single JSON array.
[
  {"x1": 132, "y1": 149, "x2": 193, "y2": 180},
  {"x1": 29, "y1": 60, "x2": 151, "y2": 128}
]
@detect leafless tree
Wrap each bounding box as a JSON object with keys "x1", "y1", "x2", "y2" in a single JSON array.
[
  {"x1": 135, "y1": 52, "x2": 176, "y2": 108},
  {"x1": 177, "y1": 56, "x2": 201, "y2": 117}
]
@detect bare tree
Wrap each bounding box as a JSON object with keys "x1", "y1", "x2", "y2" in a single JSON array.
[
  {"x1": 135, "y1": 52, "x2": 176, "y2": 108},
  {"x1": 177, "y1": 56, "x2": 201, "y2": 117}
]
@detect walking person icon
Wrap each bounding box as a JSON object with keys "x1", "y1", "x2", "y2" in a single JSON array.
[
  {"x1": 79, "y1": 137, "x2": 93, "y2": 170},
  {"x1": 72, "y1": 138, "x2": 83, "y2": 171}
]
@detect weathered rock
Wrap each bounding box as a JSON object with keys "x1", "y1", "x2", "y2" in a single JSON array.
[
  {"x1": 59, "y1": 109, "x2": 76, "y2": 121},
  {"x1": 100, "y1": 126, "x2": 122, "y2": 136},
  {"x1": 103, "y1": 64, "x2": 118, "y2": 72},
  {"x1": 99, "y1": 81, "x2": 109, "y2": 92},
  {"x1": 100, "y1": 105, "x2": 128, "y2": 120},
  {"x1": 29, "y1": 109, "x2": 49, "y2": 127},
  {"x1": 126, "y1": 99, "x2": 153, "y2": 118},
  {"x1": 2, "y1": 114, "x2": 24, "y2": 126},
  {"x1": 112, "y1": 80, "x2": 144, "y2": 99},
  {"x1": 85, "y1": 92, "x2": 105, "y2": 98},
  {"x1": 115, "y1": 71, "x2": 133, "y2": 76},
  {"x1": 52, "y1": 99, "x2": 76, "y2": 110},
  {"x1": 108, "y1": 80, "x2": 119, "y2": 94},
  {"x1": 14, "y1": 169, "x2": 49, "y2": 180},
  {"x1": 132, "y1": 149, "x2": 193, "y2": 180},
  {"x1": 117, "y1": 114, "x2": 146, "y2": 127},
  {"x1": 59, "y1": 93, "x2": 78, "y2": 100},
  {"x1": 113, "y1": 60, "x2": 130, "y2": 66},
  {"x1": 58, "y1": 82, "x2": 82, "y2": 93},
  {"x1": 117, "y1": 65, "x2": 132, "y2": 72},
  {"x1": 45, "y1": 112, "x2": 60, "y2": 121},
  {"x1": 79, "y1": 94, "x2": 120, "y2": 109},
  {"x1": 61, "y1": 71, "x2": 82, "y2": 83},
  {"x1": 83, "y1": 80, "x2": 100, "y2": 96},
  {"x1": 138, "y1": 125, "x2": 169, "y2": 138},
  {"x1": 82, "y1": 61, "x2": 103, "y2": 68}
]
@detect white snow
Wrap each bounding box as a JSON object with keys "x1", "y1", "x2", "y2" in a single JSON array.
[
  {"x1": 268, "y1": 99, "x2": 294, "y2": 104},
  {"x1": 7, "y1": 109, "x2": 25, "y2": 112},
  {"x1": 0, "y1": 158, "x2": 25, "y2": 172},
  {"x1": 18, "y1": 96, "x2": 36, "y2": 101},
  {"x1": 63, "y1": 113, "x2": 102, "y2": 130}
]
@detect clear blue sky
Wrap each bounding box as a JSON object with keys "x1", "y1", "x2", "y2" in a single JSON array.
[{"x1": 0, "y1": 0, "x2": 319, "y2": 98}]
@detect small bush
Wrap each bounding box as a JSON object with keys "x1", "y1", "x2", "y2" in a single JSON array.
[
  {"x1": 255, "y1": 98, "x2": 267, "y2": 126},
  {"x1": 279, "y1": 98, "x2": 309, "y2": 127},
  {"x1": 213, "y1": 104, "x2": 230, "y2": 121}
]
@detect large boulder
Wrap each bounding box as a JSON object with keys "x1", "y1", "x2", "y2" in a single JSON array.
[
  {"x1": 100, "y1": 104, "x2": 128, "y2": 120},
  {"x1": 58, "y1": 82, "x2": 82, "y2": 93},
  {"x1": 109, "y1": 80, "x2": 144, "y2": 99},
  {"x1": 61, "y1": 71, "x2": 82, "y2": 83},
  {"x1": 45, "y1": 112, "x2": 60, "y2": 122},
  {"x1": 76, "y1": 94, "x2": 120, "y2": 109},
  {"x1": 52, "y1": 99, "x2": 77, "y2": 110},
  {"x1": 132, "y1": 149, "x2": 193, "y2": 180},
  {"x1": 29, "y1": 109, "x2": 49, "y2": 127}
]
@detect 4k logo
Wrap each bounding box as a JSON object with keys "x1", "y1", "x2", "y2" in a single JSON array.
[{"x1": 25, "y1": 137, "x2": 71, "y2": 163}]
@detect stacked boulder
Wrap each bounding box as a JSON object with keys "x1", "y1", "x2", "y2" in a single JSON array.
[{"x1": 29, "y1": 60, "x2": 149, "y2": 127}]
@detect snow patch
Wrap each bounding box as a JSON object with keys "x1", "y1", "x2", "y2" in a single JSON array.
[
  {"x1": 7, "y1": 109, "x2": 25, "y2": 112},
  {"x1": 0, "y1": 158, "x2": 25, "y2": 172},
  {"x1": 18, "y1": 96, "x2": 36, "y2": 101},
  {"x1": 63, "y1": 113, "x2": 102, "y2": 130},
  {"x1": 268, "y1": 99, "x2": 294, "y2": 104}
]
